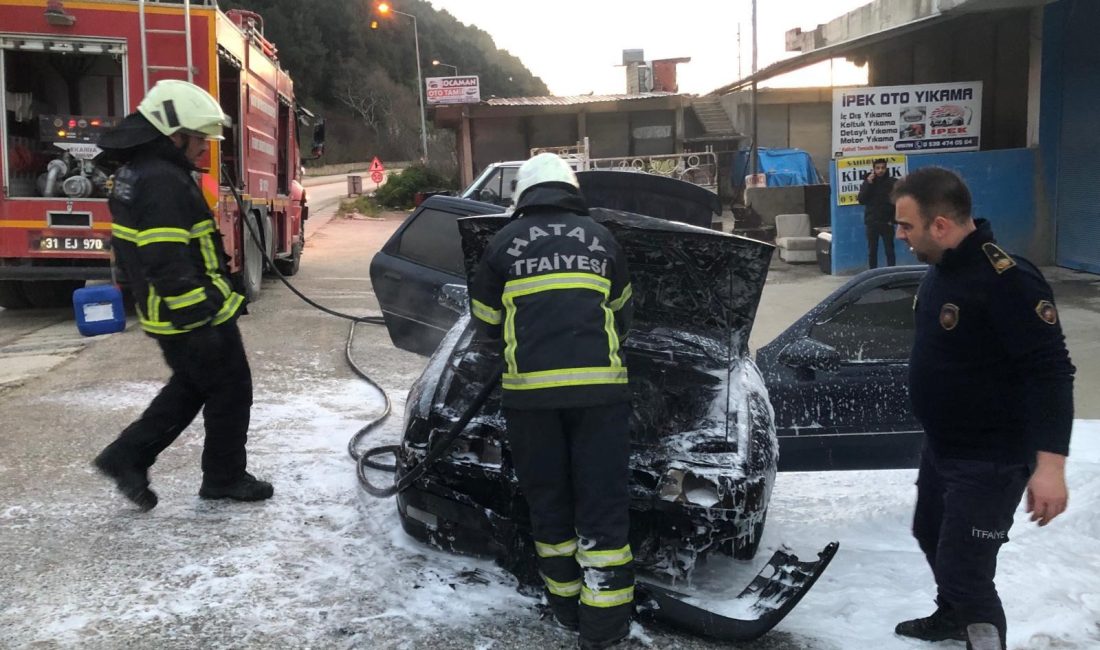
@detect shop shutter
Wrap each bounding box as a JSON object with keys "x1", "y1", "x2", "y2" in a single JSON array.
[{"x1": 1055, "y1": 0, "x2": 1100, "y2": 273}]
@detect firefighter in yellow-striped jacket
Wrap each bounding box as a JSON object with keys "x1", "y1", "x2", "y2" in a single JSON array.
[
  {"x1": 92, "y1": 80, "x2": 272, "y2": 512},
  {"x1": 470, "y1": 153, "x2": 634, "y2": 648}
]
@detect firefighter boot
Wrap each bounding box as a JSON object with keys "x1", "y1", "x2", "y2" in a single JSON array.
[
  {"x1": 549, "y1": 597, "x2": 580, "y2": 632},
  {"x1": 93, "y1": 446, "x2": 158, "y2": 512},
  {"x1": 895, "y1": 606, "x2": 967, "y2": 642},
  {"x1": 199, "y1": 471, "x2": 274, "y2": 501}
]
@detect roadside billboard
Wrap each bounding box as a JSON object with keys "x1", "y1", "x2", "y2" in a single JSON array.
[
  {"x1": 836, "y1": 155, "x2": 908, "y2": 206},
  {"x1": 426, "y1": 75, "x2": 480, "y2": 105},
  {"x1": 832, "y1": 82, "x2": 982, "y2": 158}
]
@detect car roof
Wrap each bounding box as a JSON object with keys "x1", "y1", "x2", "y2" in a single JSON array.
[
  {"x1": 419, "y1": 194, "x2": 505, "y2": 214},
  {"x1": 758, "y1": 265, "x2": 927, "y2": 354}
]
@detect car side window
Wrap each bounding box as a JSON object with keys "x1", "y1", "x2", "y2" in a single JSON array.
[
  {"x1": 477, "y1": 169, "x2": 503, "y2": 204},
  {"x1": 500, "y1": 167, "x2": 519, "y2": 204},
  {"x1": 809, "y1": 284, "x2": 918, "y2": 362},
  {"x1": 395, "y1": 208, "x2": 464, "y2": 275}
]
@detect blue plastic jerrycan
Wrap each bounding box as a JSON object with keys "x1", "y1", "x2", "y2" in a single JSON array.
[{"x1": 73, "y1": 284, "x2": 126, "y2": 336}]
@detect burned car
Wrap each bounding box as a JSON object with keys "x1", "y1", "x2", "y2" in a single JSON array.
[
  {"x1": 376, "y1": 208, "x2": 836, "y2": 640},
  {"x1": 397, "y1": 209, "x2": 776, "y2": 573}
]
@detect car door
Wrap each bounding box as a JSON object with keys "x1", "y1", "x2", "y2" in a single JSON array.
[
  {"x1": 369, "y1": 198, "x2": 500, "y2": 355},
  {"x1": 758, "y1": 268, "x2": 926, "y2": 470}
]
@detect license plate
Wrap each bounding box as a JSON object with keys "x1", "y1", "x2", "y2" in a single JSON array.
[{"x1": 34, "y1": 235, "x2": 109, "y2": 252}]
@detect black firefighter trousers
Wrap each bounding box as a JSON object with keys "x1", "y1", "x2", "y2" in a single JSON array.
[
  {"x1": 504, "y1": 402, "x2": 633, "y2": 644},
  {"x1": 105, "y1": 322, "x2": 253, "y2": 486},
  {"x1": 912, "y1": 443, "x2": 1031, "y2": 647}
]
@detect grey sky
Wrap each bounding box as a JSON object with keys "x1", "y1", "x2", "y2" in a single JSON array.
[{"x1": 426, "y1": 0, "x2": 872, "y2": 95}]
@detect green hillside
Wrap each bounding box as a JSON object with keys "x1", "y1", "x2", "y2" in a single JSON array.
[{"x1": 219, "y1": 0, "x2": 549, "y2": 166}]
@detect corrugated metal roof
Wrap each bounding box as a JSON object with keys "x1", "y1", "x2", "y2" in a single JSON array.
[{"x1": 485, "y1": 92, "x2": 677, "y2": 106}]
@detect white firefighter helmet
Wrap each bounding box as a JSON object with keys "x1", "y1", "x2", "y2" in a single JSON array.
[
  {"x1": 137, "y1": 79, "x2": 231, "y2": 140},
  {"x1": 513, "y1": 153, "x2": 579, "y2": 203}
]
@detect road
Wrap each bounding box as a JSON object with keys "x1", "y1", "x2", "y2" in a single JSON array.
[{"x1": 0, "y1": 182, "x2": 812, "y2": 650}]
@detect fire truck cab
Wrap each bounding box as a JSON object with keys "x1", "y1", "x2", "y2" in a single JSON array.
[{"x1": 0, "y1": 0, "x2": 318, "y2": 308}]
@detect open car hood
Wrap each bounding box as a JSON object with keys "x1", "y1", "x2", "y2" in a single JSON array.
[
  {"x1": 458, "y1": 209, "x2": 774, "y2": 356},
  {"x1": 576, "y1": 170, "x2": 720, "y2": 229}
]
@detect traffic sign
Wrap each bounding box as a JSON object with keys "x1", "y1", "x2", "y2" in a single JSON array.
[
  {"x1": 370, "y1": 170, "x2": 384, "y2": 184},
  {"x1": 369, "y1": 157, "x2": 385, "y2": 173}
]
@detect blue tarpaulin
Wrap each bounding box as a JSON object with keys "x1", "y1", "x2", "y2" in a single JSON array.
[{"x1": 733, "y1": 147, "x2": 823, "y2": 187}]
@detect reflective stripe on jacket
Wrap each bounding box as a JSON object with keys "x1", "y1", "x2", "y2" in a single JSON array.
[
  {"x1": 108, "y1": 143, "x2": 243, "y2": 336},
  {"x1": 469, "y1": 186, "x2": 632, "y2": 410}
]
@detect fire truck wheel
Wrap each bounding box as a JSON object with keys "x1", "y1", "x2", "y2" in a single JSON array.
[
  {"x1": 21, "y1": 280, "x2": 85, "y2": 309},
  {"x1": 240, "y1": 211, "x2": 264, "y2": 302},
  {"x1": 273, "y1": 239, "x2": 302, "y2": 277},
  {"x1": 0, "y1": 280, "x2": 31, "y2": 309},
  {"x1": 263, "y1": 213, "x2": 275, "y2": 273}
]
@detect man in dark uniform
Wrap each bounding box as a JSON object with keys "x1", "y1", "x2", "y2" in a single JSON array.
[
  {"x1": 469, "y1": 153, "x2": 634, "y2": 649},
  {"x1": 858, "y1": 158, "x2": 898, "y2": 268},
  {"x1": 92, "y1": 80, "x2": 273, "y2": 510},
  {"x1": 892, "y1": 167, "x2": 1075, "y2": 650}
]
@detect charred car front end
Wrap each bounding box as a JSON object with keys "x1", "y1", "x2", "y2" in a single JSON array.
[{"x1": 394, "y1": 209, "x2": 778, "y2": 581}]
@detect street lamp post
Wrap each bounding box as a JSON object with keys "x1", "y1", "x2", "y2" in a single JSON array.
[
  {"x1": 378, "y1": 3, "x2": 428, "y2": 161},
  {"x1": 432, "y1": 60, "x2": 458, "y2": 75}
]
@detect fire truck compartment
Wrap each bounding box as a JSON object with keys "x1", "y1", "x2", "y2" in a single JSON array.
[{"x1": 2, "y1": 40, "x2": 126, "y2": 198}]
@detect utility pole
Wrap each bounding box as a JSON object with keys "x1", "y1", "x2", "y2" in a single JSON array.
[
  {"x1": 378, "y1": 3, "x2": 429, "y2": 162},
  {"x1": 737, "y1": 23, "x2": 742, "y2": 80},
  {"x1": 411, "y1": 17, "x2": 428, "y2": 162},
  {"x1": 750, "y1": 0, "x2": 758, "y2": 178}
]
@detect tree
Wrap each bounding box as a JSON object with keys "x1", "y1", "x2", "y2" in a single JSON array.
[{"x1": 218, "y1": 0, "x2": 550, "y2": 163}]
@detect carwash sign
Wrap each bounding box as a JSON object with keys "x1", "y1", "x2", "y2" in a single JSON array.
[
  {"x1": 832, "y1": 82, "x2": 982, "y2": 158},
  {"x1": 426, "y1": 75, "x2": 481, "y2": 105}
]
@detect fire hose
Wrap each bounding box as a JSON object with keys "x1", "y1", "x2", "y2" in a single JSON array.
[{"x1": 223, "y1": 167, "x2": 491, "y2": 499}]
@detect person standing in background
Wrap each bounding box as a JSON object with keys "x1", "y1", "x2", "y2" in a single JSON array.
[{"x1": 858, "y1": 158, "x2": 898, "y2": 268}]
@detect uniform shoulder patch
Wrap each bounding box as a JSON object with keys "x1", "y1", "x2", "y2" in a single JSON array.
[
  {"x1": 982, "y1": 242, "x2": 1016, "y2": 274},
  {"x1": 1035, "y1": 300, "x2": 1058, "y2": 325},
  {"x1": 939, "y1": 303, "x2": 959, "y2": 330}
]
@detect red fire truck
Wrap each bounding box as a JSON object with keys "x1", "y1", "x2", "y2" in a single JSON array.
[{"x1": 0, "y1": 0, "x2": 321, "y2": 308}]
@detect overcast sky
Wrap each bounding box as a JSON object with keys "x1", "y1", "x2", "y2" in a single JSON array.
[{"x1": 426, "y1": 0, "x2": 873, "y2": 96}]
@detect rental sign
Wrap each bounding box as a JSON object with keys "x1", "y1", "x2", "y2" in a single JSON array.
[
  {"x1": 832, "y1": 81, "x2": 982, "y2": 158},
  {"x1": 836, "y1": 155, "x2": 908, "y2": 206},
  {"x1": 426, "y1": 75, "x2": 481, "y2": 105}
]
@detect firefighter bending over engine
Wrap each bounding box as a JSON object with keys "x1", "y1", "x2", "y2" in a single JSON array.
[{"x1": 469, "y1": 153, "x2": 635, "y2": 648}]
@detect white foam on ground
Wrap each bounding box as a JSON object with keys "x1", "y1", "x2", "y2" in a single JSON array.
[{"x1": 6, "y1": 376, "x2": 1098, "y2": 648}]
